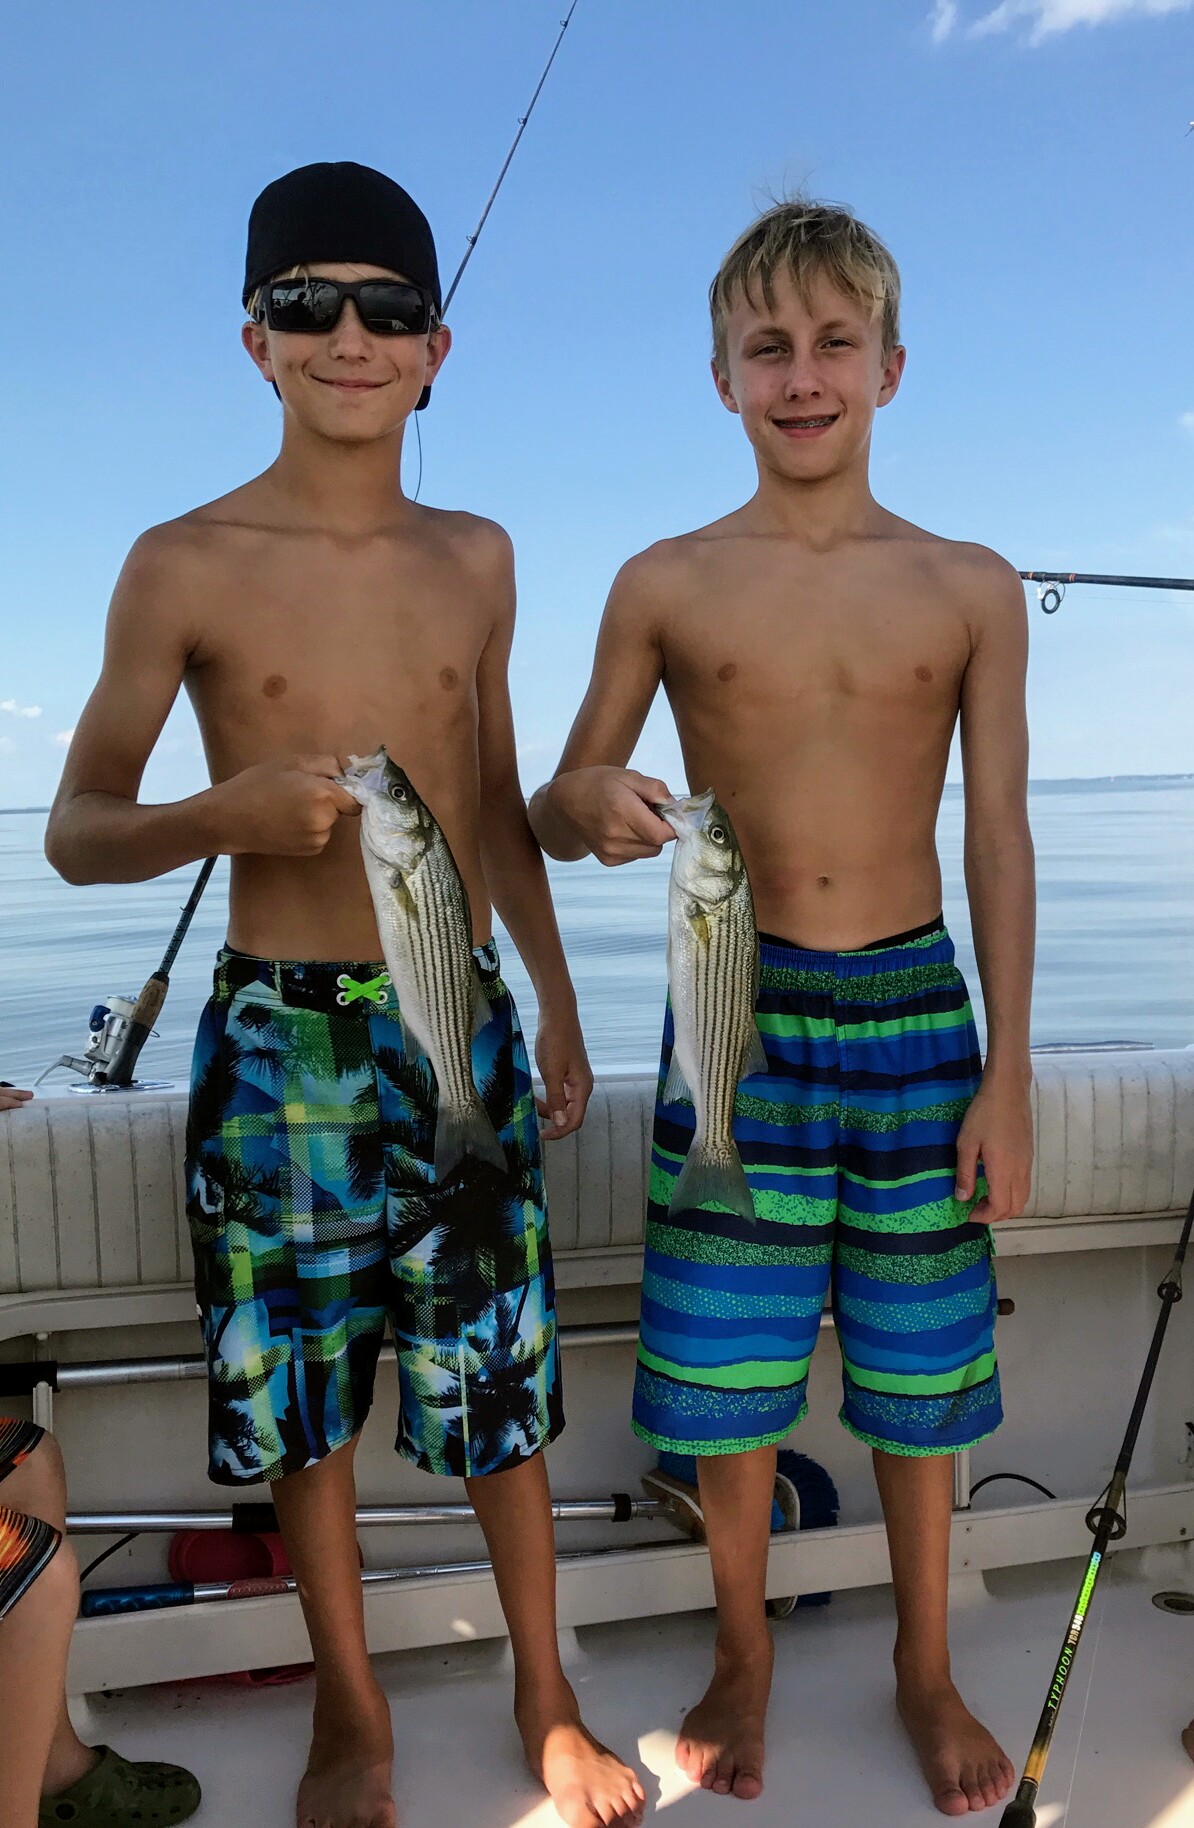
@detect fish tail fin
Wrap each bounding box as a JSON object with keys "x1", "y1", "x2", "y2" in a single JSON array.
[
  {"x1": 434, "y1": 1099, "x2": 508, "y2": 1183},
  {"x1": 669, "y1": 1143, "x2": 755, "y2": 1222}
]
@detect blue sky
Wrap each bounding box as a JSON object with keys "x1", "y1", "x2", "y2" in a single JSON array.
[{"x1": 1, "y1": 0, "x2": 1192, "y2": 806}]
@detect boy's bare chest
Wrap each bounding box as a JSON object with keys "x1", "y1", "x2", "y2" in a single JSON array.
[
  {"x1": 188, "y1": 553, "x2": 487, "y2": 756},
  {"x1": 663, "y1": 579, "x2": 970, "y2": 710}
]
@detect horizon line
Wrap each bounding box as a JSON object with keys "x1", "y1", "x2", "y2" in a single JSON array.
[{"x1": 3, "y1": 770, "x2": 1193, "y2": 820}]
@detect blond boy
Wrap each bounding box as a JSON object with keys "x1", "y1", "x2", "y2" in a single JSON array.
[{"x1": 531, "y1": 200, "x2": 1034, "y2": 1815}]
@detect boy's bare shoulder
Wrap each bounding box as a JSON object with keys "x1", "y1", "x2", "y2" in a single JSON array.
[
  {"x1": 423, "y1": 506, "x2": 514, "y2": 577},
  {"x1": 605, "y1": 531, "x2": 715, "y2": 620},
  {"x1": 916, "y1": 531, "x2": 1021, "y2": 588},
  {"x1": 122, "y1": 485, "x2": 270, "y2": 580},
  {"x1": 876, "y1": 517, "x2": 1022, "y2": 626},
  {"x1": 108, "y1": 507, "x2": 230, "y2": 622},
  {"x1": 911, "y1": 532, "x2": 1026, "y2": 635}
]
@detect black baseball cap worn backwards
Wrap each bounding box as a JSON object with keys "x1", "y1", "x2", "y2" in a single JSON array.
[{"x1": 244, "y1": 161, "x2": 442, "y2": 408}]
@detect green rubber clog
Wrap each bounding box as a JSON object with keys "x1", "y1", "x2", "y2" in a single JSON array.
[{"x1": 38, "y1": 1745, "x2": 201, "y2": 1825}]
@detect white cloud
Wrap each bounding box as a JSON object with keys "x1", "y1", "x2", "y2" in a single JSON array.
[
  {"x1": 0, "y1": 735, "x2": 16, "y2": 754},
  {"x1": 1180, "y1": 411, "x2": 1194, "y2": 436},
  {"x1": 970, "y1": 0, "x2": 1191, "y2": 42},
  {"x1": 931, "y1": 0, "x2": 960, "y2": 37},
  {"x1": 1, "y1": 698, "x2": 42, "y2": 719},
  {"x1": 53, "y1": 728, "x2": 76, "y2": 747}
]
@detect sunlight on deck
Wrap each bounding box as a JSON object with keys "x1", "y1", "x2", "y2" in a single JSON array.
[
  {"x1": 505, "y1": 1729, "x2": 696, "y2": 1824},
  {"x1": 636, "y1": 1729, "x2": 697, "y2": 1811}
]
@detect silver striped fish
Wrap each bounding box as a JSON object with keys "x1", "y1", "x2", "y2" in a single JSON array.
[
  {"x1": 659, "y1": 790, "x2": 766, "y2": 1221},
  {"x1": 338, "y1": 747, "x2": 506, "y2": 1183}
]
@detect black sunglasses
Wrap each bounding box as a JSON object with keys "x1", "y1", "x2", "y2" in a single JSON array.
[{"x1": 255, "y1": 276, "x2": 438, "y2": 337}]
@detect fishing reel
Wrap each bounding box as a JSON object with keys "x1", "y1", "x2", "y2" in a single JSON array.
[
  {"x1": 37, "y1": 858, "x2": 217, "y2": 1093},
  {"x1": 36, "y1": 990, "x2": 170, "y2": 1093}
]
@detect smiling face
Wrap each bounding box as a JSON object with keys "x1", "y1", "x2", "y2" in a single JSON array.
[
  {"x1": 241, "y1": 262, "x2": 452, "y2": 442},
  {"x1": 713, "y1": 265, "x2": 905, "y2": 485}
]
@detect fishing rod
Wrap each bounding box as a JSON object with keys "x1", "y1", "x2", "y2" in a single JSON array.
[
  {"x1": 46, "y1": 7, "x2": 583, "y2": 1089},
  {"x1": 442, "y1": 0, "x2": 580, "y2": 315},
  {"x1": 80, "y1": 1542, "x2": 652, "y2": 1619},
  {"x1": 411, "y1": 3, "x2": 579, "y2": 497},
  {"x1": 1019, "y1": 569, "x2": 1194, "y2": 613},
  {"x1": 999, "y1": 1182, "x2": 1194, "y2": 1827},
  {"x1": 94, "y1": 858, "x2": 217, "y2": 1087}
]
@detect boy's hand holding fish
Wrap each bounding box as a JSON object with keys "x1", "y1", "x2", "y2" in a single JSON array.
[
  {"x1": 211, "y1": 753, "x2": 361, "y2": 857},
  {"x1": 532, "y1": 765, "x2": 677, "y2": 867}
]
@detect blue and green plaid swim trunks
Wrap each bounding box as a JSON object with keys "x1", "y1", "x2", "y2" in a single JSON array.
[
  {"x1": 633, "y1": 918, "x2": 1002, "y2": 1460},
  {"x1": 186, "y1": 942, "x2": 562, "y2": 1485}
]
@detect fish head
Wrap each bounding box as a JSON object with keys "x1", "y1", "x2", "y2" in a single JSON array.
[
  {"x1": 668, "y1": 790, "x2": 746, "y2": 910},
  {"x1": 338, "y1": 747, "x2": 431, "y2": 868}
]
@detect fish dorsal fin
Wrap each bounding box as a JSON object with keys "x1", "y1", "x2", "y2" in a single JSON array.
[
  {"x1": 740, "y1": 1024, "x2": 768, "y2": 1083},
  {"x1": 662, "y1": 1052, "x2": 694, "y2": 1107}
]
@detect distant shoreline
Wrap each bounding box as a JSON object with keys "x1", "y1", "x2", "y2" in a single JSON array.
[{"x1": 4, "y1": 772, "x2": 1193, "y2": 817}]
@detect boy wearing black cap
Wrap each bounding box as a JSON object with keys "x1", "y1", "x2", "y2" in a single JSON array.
[{"x1": 46, "y1": 162, "x2": 645, "y2": 1828}]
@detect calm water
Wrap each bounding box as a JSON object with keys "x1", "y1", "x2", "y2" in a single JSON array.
[{"x1": 1, "y1": 781, "x2": 1191, "y2": 1088}]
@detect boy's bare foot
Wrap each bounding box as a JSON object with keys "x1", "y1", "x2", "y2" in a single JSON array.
[
  {"x1": 676, "y1": 1639, "x2": 773, "y2": 1801},
  {"x1": 517, "y1": 1681, "x2": 646, "y2": 1827},
  {"x1": 298, "y1": 1708, "x2": 395, "y2": 1828},
  {"x1": 897, "y1": 1676, "x2": 1014, "y2": 1816}
]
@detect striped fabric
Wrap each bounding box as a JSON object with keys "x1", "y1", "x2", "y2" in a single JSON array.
[
  {"x1": 0, "y1": 1419, "x2": 61, "y2": 1617},
  {"x1": 633, "y1": 922, "x2": 1002, "y2": 1458}
]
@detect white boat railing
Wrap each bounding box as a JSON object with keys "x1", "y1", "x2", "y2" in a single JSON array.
[{"x1": 1, "y1": 1049, "x2": 1191, "y2": 1695}]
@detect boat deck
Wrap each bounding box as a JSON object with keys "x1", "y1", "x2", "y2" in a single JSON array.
[{"x1": 76, "y1": 1549, "x2": 1194, "y2": 1827}]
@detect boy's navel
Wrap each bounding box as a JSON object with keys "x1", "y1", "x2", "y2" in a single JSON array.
[{"x1": 262, "y1": 674, "x2": 288, "y2": 698}]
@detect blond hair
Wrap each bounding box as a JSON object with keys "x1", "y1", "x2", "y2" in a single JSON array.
[
  {"x1": 710, "y1": 199, "x2": 901, "y2": 369},
  {"x1": 245, "y1": 264, "x2": 305, "y2": 321}
]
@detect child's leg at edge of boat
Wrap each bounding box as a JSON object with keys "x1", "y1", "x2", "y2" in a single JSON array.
[{"x1": 467, "y1": 1451, "x2": 647, "y2": 1828}]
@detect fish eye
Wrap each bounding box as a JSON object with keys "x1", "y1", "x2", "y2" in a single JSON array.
[
  {"x1": 388, "y1": 783, "x2": 407, "y2": 803},
  {"x1": 709, "y1": 825, "x2": 726, "y2": 843}
]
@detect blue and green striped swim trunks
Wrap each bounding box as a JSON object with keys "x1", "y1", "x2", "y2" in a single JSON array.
[
  {"x1": 186, "y1": 942, "x2": 562, "y2": 1485},
  {"x1": 632, "y1": 918, "x2": 1001, "y2": 1459}
]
